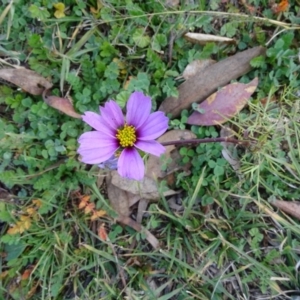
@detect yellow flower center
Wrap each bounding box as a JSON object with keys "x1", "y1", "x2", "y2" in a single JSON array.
[{"x1": 116, "y1": 124, "x2": 136, "y2": 147}]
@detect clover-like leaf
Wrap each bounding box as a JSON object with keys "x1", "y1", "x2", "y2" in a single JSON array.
[{"x1": 132, "y1": 28, "x2": 150, "y2": 48}]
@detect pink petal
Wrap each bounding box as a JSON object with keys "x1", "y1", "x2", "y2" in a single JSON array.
[
  {"x1": 118, "y1": 148, "x2": 144, "y2": 180},
  {"x1": 99, "y1": 100, "x2": 124, "y2": 131},
  {"x1": 82, "y1": 112, "x2": 115, "y2": 136},
  {"x1": 135, "y1": 140, "x2": 166, "y2": 156},
  {"x1": 137, "y1": 112, "x2": 168, "y2": 140},
  {"x1": 126, "y1": 91, "x2": 151, "y2": 129},
  {"x1": 78, "y1": 131, "x2": 119, "y2": 164}
]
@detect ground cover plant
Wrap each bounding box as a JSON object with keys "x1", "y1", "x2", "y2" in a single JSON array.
[{"x1": 0, "y1": 0, "x2": 300, "y2": 299}]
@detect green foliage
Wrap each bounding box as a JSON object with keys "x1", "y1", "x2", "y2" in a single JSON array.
[
  {"x1": 28, "y1": 5, "x2": 50, "y2": 21},
  {"x1": 1, "y1": 0, "x2": 300, "y2": 299}
]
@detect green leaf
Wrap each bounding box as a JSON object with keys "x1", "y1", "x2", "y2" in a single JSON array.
[
  {"x1": 127, "y1": 72, "x2": 150, "y2": 92},
  {"x1": 208, "y1": 160, "x2": 216, "y2": 168},
  {"x1": 214, "y1": 165, "x2": 224, "y2": 176},
  {"x1": 152, "y1": 34, "x2": 167, "y2": 52},
  {"x1": 0, "y1": 207, "x2": 12, "y2": 222},
  {"x1": 28, "y1": 5, "x2": 50, "y2": 21},
  {"x1": 5, "y1": 241, "x2": 27, "y2": 261},
  {"x1": 220, "y1": 22, "x2": 237, "y2": 38},
  {"x1": 116, "y1": 91, "x2": 131, "y2": 108},
  {"x1": 250, "y1": 56, "x2": 266, "y2": 68},
  {"x1": 132, "y1": 28, "x2": 151, "y2": 48},
  {"x1": 100, "y1": 41, "x2": 117, "y2": 58},
  {"x1": 1, "y1": 234, "x2": 21, "y2": 245},
  {"x1": 162, "y1": 78, "x2": 178, "y2": 98},
  {"x1": 104, "y1": 61, "x2": 119, "y2": 80}
]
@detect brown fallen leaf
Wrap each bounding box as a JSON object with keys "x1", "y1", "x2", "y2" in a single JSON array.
[
  {"x1": 146, "y1": 129, "x2": 196, "y2": 179},
  {"x1": 106, "y1": 173, "x2": 131, "y2": 217},
  {"x1": 0, "y1": 68, "x2": 52, "y2": 95},
  {"x1": 181, "y1": 59, "x2": 216, "y2": 80},
  {"x1": 136, "y1": 198, "x2": 149, "y2": 224},
  {"x1": 43, "y1": 93, "x2": 82, "y2": 119},
  {"x1": 187, "y1": 77, "x2": 258, "y2": 126},
  {"x1": 184, "y1": 32, "x2": 236, "y2": 45},
  {"x1": 270, "y1": 199, "x2": 300, "y2": 220},
  {"x1": 111, "y1": 171, "x2": 178, "y2": 200},
  {"x1": 159, "y1": 46, "x2": 266, "y2": 118},
  {"x1": 111, "y1": 170, "x2": 160, "y2": 200},
  {"x1": 106, "y1": 173, "x2": 159, "y2": 249}
]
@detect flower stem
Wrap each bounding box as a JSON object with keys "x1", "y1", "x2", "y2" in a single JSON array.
[{"x1": 161, "y1": 137, "x2": 250, "y2": 146}]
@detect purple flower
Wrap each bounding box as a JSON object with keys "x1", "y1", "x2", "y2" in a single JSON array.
[{"x1": 77, "y1": 91, "x2": 169, "y2": 180}]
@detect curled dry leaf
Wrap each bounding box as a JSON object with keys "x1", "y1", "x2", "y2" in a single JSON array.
[
  {"x1": 270, "y1": 199, "x2": 300, "y2": 220},
  {"x1": 0, "y1": 68, "x2": 52, "y2": 95},
  {"x1": 182, "y1": 59, "x2": 216, "y2": 80},
  {"x1": 146, "y1": 129, "x2": 196, "y2": 179},
  {"x1": 187, "y1": 77, "x2": 258, "y2": 126},
  {"x1": 185, "y1": 32, "x2": 236, "y2": 45},
  {"x1": 43, "y1": 92, "x2": 82, "y2": 119}
]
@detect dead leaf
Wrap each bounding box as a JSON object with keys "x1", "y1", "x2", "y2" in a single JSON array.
[
  {"x1": 0, "y1": 271, "x2": 9, "y2": 279},
  {"x1": 43, "y1": 93, "x2": 82, "y2": 119},
  {"x1": 78, "y1": 195, "x2": 90, "y2": 209},
  {"x1": 184, "y1": 32, "x2": 236, "y2": 45},
  {"x1": 98, "y1": 223, "x2": 108, "y2": 241},
  {"x1": 181, "y1": 59, "x2": 216, "y2": 80},
  {"x1": 168, "y1": 196, "x2": 183, "y2": 211},
  {"x1": 107, "y1": 173, "x2": 131, "y2": 217},
  {"x1": 21, "y1": 266, "x2": 35, "y2": 281},
  {"x1": 32, "y1": 199, "x2": 42, "y2": 208},
  {"x1": 187, "y1": 77, "x2": 258, "y2": 126},
  {"x1": 136, "y1": 198, "x2": 149, "y2": 224},
  {"x1": 91, "y1": 210, "x2": 106, "y2": 221},
  {"x1": 0, "y1": 68, "x2": 52, "y2": 95},
  {"x1": 106, "y1": 174, "x2": 159, "y2": 249},
  {"x1": 270, "y1": 199, "x2": 300, "y2": 220},
  {"x1": 272, "y1": 0, "x2": 289, "y2": 14},
  {"x1": 146, "y1": 129, "x2": 196, "y2": 179},
  {"x1": 84, "y1": 203, "x2": 95, "y2": 214},
  {"x1": 159, "y1": 46, "x2": 266, "y2": 118},
  {"x1": 111, "y1": 170, "x2": 160, "y2": 200},
  {"x1": 0, "y1": 187, "x2": 15, "y2": 202}
]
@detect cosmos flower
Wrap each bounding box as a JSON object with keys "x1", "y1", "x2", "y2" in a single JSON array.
[{"x1": 77, "y1": 91, "x2": 169, "y2": 180}]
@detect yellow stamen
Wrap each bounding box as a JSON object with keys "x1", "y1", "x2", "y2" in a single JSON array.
[{"x1": 116, "y1": 124, "x2": 136, "y2": 147}]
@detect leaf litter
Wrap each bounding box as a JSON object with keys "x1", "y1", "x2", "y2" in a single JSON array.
[{"x1": 187, "y1": 77, "x2": 258, "y2": 126}]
